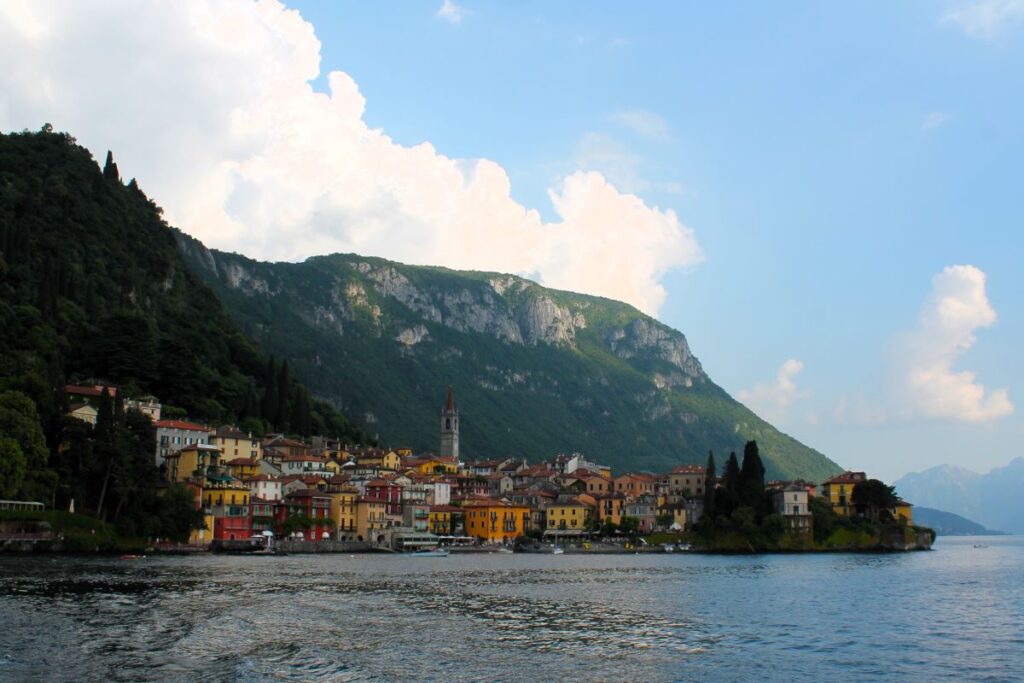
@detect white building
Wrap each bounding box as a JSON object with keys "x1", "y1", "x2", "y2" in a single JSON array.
[
  {"x1": 245, "y1": 475, "x2": 283, "y2": 502},
  {"x1": 771, "y1": 485, "x2": 813, "y2": 532},
  {"x1": 154, "y1": 419, "x2": 210, "y2": 467}
]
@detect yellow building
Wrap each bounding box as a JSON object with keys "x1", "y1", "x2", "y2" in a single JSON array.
[
  {"x1": 821, "y1": 471, "x2": 867, "y2": 516},
  {"x1": 202, "y1": 483, "x2": 251, "y2": 509},
  {"x1": 462, "y1": 498, "x2": 531, "y2": 543},
  {"x1": 894, "y1": 500, "x2": 914, "y2": 525},
  {"x1": 356, "y1": 497, "x2": 387, "y2": 543},
  {"x1": 182, "y1": 482, "x2": 213, "y2": 546},
  {"x1": 429, "y1": 504, "x2": 460, "y2": 534},
  {"x1": 657, "y1": 502, "x2": 687, "y2": 530},
  {"x1": 592, "y1": 493, "x2": 626, "y2": 526},
  {"x1": 408, "y1": 455, "x2": 459, "y2": 476},
  {"x1": 165, "y1": 444, "x2": 223, "y2": 483},
  {"x1": 225, "y1": 457, "x2": 260, "y2": 480},
  {"x1": 327, "y1": 484, "x2": 359, "y2": 540},
  {"x1": 545, "y1": 500, "x2": 591, "y2": 533},
  {"x1": 210, "y1": 426, "x2": 263, "y2": 460},
  {"x1": 352, "y1": 448, "x2": 402, "y2": 472}
]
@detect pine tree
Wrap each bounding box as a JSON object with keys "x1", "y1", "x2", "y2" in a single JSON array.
[{"x1": 103, "y1": 150, "x2": 120, "y2": 183}]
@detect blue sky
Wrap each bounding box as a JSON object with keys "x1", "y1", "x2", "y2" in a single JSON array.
[
  {"x1": 2, "y1": 0, "x2": 1020, "y2": 483},
  {"x1": 286, "y1": 1, "x2": 1023, "y2": 481}
]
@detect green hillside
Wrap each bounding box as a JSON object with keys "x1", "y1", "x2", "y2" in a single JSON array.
[{"x1": 177, "y1": 241, "x2": 843, "y2": 481}]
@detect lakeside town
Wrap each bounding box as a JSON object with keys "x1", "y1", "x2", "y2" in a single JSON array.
[{"x1": 2, "y1": 384, "x2": 920, "y2": 554}]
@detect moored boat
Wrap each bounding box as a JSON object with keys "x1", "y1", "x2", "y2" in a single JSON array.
[{"x1": 412, "y1": 548, "x2": 450, "y2": 557}]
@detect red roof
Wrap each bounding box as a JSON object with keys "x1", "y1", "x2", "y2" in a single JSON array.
[
  {"x1": 154, "y1": 419, "x2": 209, "y2": 432},
  {"x1": 824, "y1": 471, "x2": 867, "y2": 485},
  {"x1": 226, "y1": 457, "x2": 257, "y2": 466},
  {"x1": 670, "y1": 465, "x2": 706, "y2": 475},
  {"x1": 445, "y1": 386, "x2": 456, "y2": 411}
]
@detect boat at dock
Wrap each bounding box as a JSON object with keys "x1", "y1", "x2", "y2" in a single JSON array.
[{"x1": 412, "y1": 548, "x2": 450, "y2": 557}]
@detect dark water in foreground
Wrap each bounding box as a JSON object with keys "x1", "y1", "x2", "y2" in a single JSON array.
[{"x1": 1, "y1": 537, "x2": 1022, "y2": 682}]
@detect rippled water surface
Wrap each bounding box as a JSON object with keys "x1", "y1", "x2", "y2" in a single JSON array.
[{"x1": 1, "y1": 536, "x2": 1022, "y2": 682}]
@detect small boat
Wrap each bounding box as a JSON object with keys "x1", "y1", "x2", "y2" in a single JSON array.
[
  {"x1": 412, "y1": 548, "x2": 450, "y2": 558},
  {"x1": 552, "y1": 546, "x2": 564, "y2": 555},
  {"x1": 495, "y1": 547, "x2": 513, "y2": 554},
  {"x1": 119, "y1": 554, "x2": 144, "y2": 560},
  {"x1": 973, "y1": 544, "x2": 988, "y2": 549}
]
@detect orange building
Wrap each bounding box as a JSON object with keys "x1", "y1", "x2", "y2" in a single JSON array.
[{"x1": 461, "y1": 498, "x2": 531, "y2": 544}]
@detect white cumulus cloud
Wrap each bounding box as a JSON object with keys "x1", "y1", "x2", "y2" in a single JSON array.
[
  {"x1": 0, "y1": 0, "x2": 702, "y2": 315},
  {"x1": 738, "y1": 359, "x2": 809, "y2": 421},
  {"x1": 896, "y1": 265, "x2": 1013, "y2": 423},
  {"x1": 942, "y1": 0, "x2": 1024, "y2": 39}
]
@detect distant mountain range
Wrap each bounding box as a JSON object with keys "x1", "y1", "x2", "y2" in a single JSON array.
[
  {"x1": 911, "y1": 507, "x2": 1005, "y2": 536},
  {"x1": 894, "y1": 458, "x2": 1024, "y2": 534},
  {"x1": 175, "y1": 238, "x2": 843, "y2": 480}
]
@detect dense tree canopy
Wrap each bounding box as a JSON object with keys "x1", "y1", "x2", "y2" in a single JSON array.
[{"x1": 0, "y1": 128, "x2": 367, "y2": 537}]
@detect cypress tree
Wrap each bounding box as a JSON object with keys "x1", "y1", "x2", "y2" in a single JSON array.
[
  {"x1": 741, "y1": 444, "x2": 765, "y2": 511},
  {"x1": 260, "y1": 357, "x2": 278, "y2": 424},
  {"x1": 290, "y1": 386, "x2": 311, "y2": 437},
  {"x1": 103, "y1": 150, "x2": 120, "y2": 183},
  {"x1": 242, "y1": 381, "x2": 259, "y2": 419},
  {"x1": 739, "y1": 440, "x2": 765, "y2": 507},
  {"x1": 723, "y1": 452, "x2": 741, "y2": 494},
  {"x1": 95, "y1": 387, "x2": 114, "y2": 443},
  {"x1": 276, "y1": 360, "x2": 290, "y2": 430},
  {"x1": 703, "y1": 450, "x2": 717, "y2": 520}
]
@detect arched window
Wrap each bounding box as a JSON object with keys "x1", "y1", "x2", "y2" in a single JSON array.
[{"x1": 445, "y1": 418, "x2": 451, "y2": 429}]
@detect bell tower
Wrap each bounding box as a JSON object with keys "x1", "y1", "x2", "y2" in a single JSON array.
[{"x1": 440, "y1": 386, "x2": 459, "y2": 460}]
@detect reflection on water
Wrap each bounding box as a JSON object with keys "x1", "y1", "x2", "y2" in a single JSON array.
[{"x1": 1, "y1": 537, "x2": 1022, "y2": 682}]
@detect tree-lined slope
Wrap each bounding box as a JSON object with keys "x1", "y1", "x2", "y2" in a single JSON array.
[
  {"x1": 0, "y1": 129, "x2": 365, "y2": 518},
  {"x1": 177, "y1": 237, "x2": 842, "y2": 480}
]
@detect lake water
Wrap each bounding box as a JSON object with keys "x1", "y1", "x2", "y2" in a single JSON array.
[{"x1": 1, "y1": 536, "x2": 1022, "y2": 682}]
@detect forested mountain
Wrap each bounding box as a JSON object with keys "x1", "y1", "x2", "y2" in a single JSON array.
[
  {"x1": 177, "y1": 237, "x2": 843, "y2": 481},
  {"x1": 0, "y1": 128, "x2": 365, "y2": 534}
]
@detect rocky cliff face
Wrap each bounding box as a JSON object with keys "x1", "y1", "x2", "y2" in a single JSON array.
[{"x1": 176, "y1": 234, "x2": 841, "y2": 481}]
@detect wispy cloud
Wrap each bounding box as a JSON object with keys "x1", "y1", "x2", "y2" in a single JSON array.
[
  {"x1": 436, "y1": 0, "x2": 464, "y2": 24},
  {"x1": 738, "y1": 359, "x2": 810, "y2": 421},
  {"x1": 574, "y1": 132, "x2": 683, "y2": 196},
  {"x1": 942, "y1": 0, "x2": 1024, "y2": 39},
  {"x1": 610, "y1": 109, "x2": 670, "y2": 140},
  {"x1": 922, "y1": 111, "x2": 950, "y2": 131}
]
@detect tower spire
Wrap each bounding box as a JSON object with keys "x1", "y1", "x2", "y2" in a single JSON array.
[{"x1": 440, "y1": 385, "x2": 459, "y2": 460}]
